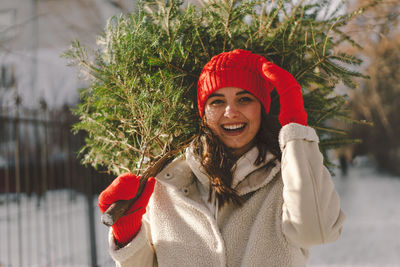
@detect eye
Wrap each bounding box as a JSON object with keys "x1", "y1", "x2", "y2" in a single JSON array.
[
  {"x1": 209, "y1": 99, "x2": 225, "y2": 105},
  {"x1": 238, "y1": 96, "x2": 254, "y2": 103}
]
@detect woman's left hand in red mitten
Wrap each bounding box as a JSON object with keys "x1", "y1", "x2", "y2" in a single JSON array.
[{"x1": 260, "y1": 60, "x2": 307, "y2": 126}]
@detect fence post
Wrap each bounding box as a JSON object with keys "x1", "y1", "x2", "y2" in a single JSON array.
[
  {"x1": 13, "y1": 93, "x2": 23, "y2": 267},
  {"x1": 86, "y1": 167, "x2": 98, "y2": 267},
  {"x1": 2, "y1": 106, "x2": 12, "y2": 266},
  {"x1": 39, "y1": 99, "x2": 51, "y2": 265}
]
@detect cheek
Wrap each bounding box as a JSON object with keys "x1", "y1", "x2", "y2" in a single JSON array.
[
  {"x1": 204, "y1": 108, "x2": 220, "y2": 131},
  {"x1": 247, "y1": 104, "x2": 262, "y2": 130}
]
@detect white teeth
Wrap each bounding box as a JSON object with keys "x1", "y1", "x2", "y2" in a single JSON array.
[{"x1": 222, "y1": 123, "x2": 245, "y2": 130}]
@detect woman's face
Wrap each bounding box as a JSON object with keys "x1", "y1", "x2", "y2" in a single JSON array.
[{"x1": 204, "y1": 87, "x2": 262, "y2": 157}]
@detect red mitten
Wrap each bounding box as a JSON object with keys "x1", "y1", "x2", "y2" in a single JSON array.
[
  {"x1": 99, "y1": 173, "x2": 156, "y2": 245},
  {"x1": 259, "y1": 60, "x2": 307, "y2": 126}
]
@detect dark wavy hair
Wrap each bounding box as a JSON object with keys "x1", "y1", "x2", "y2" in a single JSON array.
[{"x1": 192, "y1": 108, "x2": 282, "y2": 208}]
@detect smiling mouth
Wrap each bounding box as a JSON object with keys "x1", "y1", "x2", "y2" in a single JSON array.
[{"x1": 221, "y1": 123, "x2": 246, "y2": 132}]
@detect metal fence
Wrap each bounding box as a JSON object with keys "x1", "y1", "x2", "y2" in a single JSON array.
[{"x1": 0, "y1": 102, "x2": 114, "y2": 266}]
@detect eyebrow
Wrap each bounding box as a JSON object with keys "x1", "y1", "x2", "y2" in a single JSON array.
[
  {"x1": 208, "y1": 90, "x2": 251, "y2": 98},
  {"x1": 236, "y1": 90, "x2": 251, "y2": 96}
]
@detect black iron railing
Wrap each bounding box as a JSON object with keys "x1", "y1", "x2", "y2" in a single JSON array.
[{"x1": 0, "y1": 103, "x2": 114, "y2": 267}]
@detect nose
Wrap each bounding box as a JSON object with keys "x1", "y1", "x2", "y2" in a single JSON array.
[{"x1": 224, "y1": 104, "x2": 239, "y2": 118}]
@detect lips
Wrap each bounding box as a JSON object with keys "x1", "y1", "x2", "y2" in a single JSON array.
[{"x1": 221, "y1": 123, "x2": 246, "y2": 132}]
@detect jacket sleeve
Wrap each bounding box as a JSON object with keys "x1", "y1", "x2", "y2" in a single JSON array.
[
  {"x1": 279, "y1": 123, "x2": 345, "y2": 248},
  {"x1": 108, "y1": 208, "x2": 157, "y2": 266}
]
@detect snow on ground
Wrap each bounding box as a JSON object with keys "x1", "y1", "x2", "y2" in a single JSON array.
[
  {"x1": 309, "y1": 160, "x2": 400, "y2": 267},
  {"x1": 0, "y1": 190, "x2": 111, "y2": 267}
]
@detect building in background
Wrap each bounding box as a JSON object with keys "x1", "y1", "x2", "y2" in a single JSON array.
[{"x1": 0, "y1": 0, "x2": 136, "y2": 109}]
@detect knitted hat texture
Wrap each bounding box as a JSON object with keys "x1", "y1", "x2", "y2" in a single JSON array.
[{"x1": 197, "y1": 49, "x2": 273, "y2": 117}]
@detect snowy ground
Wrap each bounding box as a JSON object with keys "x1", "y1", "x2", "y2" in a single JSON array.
[
  {"x1": 0, "y1": 190, "x2": 111, "y2": 267},
  {"x1": 308, "y1": 160, "x2": 400, "y2": 267},
  {"x1": 1, "y1": 161, "x2": 400, "y2": 266}
]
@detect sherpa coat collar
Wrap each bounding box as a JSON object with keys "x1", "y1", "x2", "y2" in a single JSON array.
[{"x1": 185, "y1": 145, "x2": 281, "y2": 197}]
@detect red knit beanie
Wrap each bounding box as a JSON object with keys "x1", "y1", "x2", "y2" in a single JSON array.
[{"x1": 197, "y1": 49, "x2": 274, "y2": 117}]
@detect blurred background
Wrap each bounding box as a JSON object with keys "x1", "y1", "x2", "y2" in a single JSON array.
[{"x1": 0, "y1": 0, "x2": 399, "y2": 266}]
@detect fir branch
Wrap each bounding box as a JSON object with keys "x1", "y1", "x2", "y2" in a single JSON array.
[
  {"x1": 320, "y1": 138, "x2": 362, "y2": 148},
  {"x1": 312, "y1": 125, "x2": 348, "y2": 135}
]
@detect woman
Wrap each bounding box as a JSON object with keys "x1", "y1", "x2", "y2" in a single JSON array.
[{"x1": 99, "y1": 49, "x2": 345, "y2": 266}]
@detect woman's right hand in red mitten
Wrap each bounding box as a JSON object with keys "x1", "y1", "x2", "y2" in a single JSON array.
[{"x1": 98, "y1": 173, "x2": 156, "y2": 246}]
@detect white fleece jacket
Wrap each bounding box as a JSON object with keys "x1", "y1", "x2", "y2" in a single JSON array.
[{"x1": 108, "y1": 123, "x2": 345, "y2": 267}]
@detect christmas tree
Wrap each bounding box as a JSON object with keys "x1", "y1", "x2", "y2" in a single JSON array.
[{"x1": 64, "y1": 0, "x2": 377, "y2": 175}]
